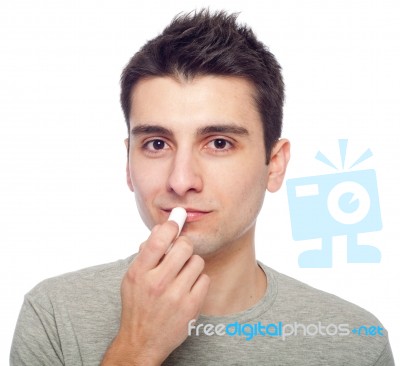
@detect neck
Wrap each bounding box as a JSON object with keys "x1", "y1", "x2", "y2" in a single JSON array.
[{"x1": 200, "y1": 230, "x2": 267, "y2": 316}]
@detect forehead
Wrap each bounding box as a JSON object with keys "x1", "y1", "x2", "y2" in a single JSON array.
[{"x1": 129, "y1": 75, "x2": 262, "y2": 132}]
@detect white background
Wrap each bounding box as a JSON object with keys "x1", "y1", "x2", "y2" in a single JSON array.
[{"x1": 1, "y1": 0, "x2": 399, "y2": 363}]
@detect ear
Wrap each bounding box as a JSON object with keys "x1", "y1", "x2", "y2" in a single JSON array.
[
  {"x1": 266, "y1": 139, "x2": 290, "y2": 193},
  {"x1": 124, "y1": 138, "x2": 134, "y2": 192}
]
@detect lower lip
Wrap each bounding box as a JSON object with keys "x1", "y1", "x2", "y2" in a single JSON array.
[{"x1": 185, "y1": 211, "x2": 210, "y2": 222}]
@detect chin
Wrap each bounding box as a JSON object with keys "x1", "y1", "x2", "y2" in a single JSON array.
[{"x1": 192, "y1": 241, "x2": 229, "y2": 260}]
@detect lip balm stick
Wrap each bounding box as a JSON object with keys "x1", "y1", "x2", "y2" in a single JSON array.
[
  {"x1": 165, "y1": 207, "x2": 187, "y2": 254},
  {"x1": 168, "y1": 207, "x2": 187, "y2": 238}
]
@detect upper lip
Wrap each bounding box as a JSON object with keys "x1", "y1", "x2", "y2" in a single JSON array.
[{"x1": 163, "y1": 208, "x2": 210, "y2": 213}]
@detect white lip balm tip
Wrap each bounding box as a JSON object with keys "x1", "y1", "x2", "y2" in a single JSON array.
[{"x1": 168, "y1": 207, "x2": 187, "y2": 237}]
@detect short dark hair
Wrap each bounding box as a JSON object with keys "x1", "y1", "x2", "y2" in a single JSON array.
[{"x1": 121, "y1": 9, "x2": 284, "y2": 163}]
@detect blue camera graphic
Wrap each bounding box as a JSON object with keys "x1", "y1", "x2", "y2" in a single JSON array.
[{"x1": 286, "y1": 140, "x2": 382, "y2": 268}]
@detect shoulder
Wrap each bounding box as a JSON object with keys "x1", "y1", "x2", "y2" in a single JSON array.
[
  {"x1": 12, "y1": 256, "x2": 136, "y2": 364},
  {"x1": 259, "y1": 263, "x2": 394, "y2": 365},
  {"x1": 265, "y1": 264, "x2": 378, "y2": 323},
  {"x1": 25, "y1": 255, "x2": 135, "y2": 312}
]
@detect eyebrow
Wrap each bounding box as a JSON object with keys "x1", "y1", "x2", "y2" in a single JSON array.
[
  {"x1": 131, "y1": 123, "x2": 249, "y2": 137},
  {"x1": 197, "y1": 125, "x2": 249, "y2": 136},
  {"x1": 131, "y1": 125, "x2": 173, "y2": 137}
]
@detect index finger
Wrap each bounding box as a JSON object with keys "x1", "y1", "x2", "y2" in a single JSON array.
[{"x1": 134, "y1": 220, "x2": 179, "y2": 271}]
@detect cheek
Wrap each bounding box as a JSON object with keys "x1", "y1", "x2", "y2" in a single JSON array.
[
  {"x1": 237, "y1": 165, "x2": 267, "y2": 215},
  {"x1": 231, "y1": 155, "x2": 267, "y2": 190},
  {"x1": 129, "y1": 160, "x2": 166, "y2": 222},
  {"x1": 131, "y1": 171, "x2": 153, "y2": 195},
  {"x1": 130, "y1": 157, "x2": 165, "y2": 194},
  {"x1": 215, "y1": 161, "x2": 267, "y2": 208}
]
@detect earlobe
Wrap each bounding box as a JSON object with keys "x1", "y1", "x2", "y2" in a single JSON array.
[
  {"x1": 124, "y1": 138, "x2": 135, "y2": 192},
  {"x1": 266, "y1": 139, "x2": 290, "y2": 193}
]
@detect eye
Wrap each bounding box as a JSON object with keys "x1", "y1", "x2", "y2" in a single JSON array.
[
  {"x1": 143, "y1": 139, "x2": 168, "y2": 151},
  {"x1": 213, "y1": 139, "x2": 228, "y2": 149},
  {"x1": 207, "y1": 138, "x2": 233, "y2": 151}
]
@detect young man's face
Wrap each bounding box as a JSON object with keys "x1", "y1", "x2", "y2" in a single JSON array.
[{"x1": 126, "y1": 75, "x2": 289, "y2": 258}]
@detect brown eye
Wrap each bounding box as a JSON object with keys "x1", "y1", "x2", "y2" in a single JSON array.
[
  {"x1": 144, "y1": 139, "x2": 166, "y2": 151},
  {"x1": 151, "y1": 140, "x2": 165, "y2": 150},
  {"x1": 205, "y1": 138, "x2": 234, "y2": 153},
  {"x1": 213, "y1": 139, "x2": 228, "y2": 149}
]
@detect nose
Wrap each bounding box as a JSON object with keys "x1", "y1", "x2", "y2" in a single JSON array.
[{"x1": 167, "y1": 148, "x2": 203, "y2": 196}]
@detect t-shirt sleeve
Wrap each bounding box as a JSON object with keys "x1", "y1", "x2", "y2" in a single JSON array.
[
  {"x1": 10, "y1": 294, "x2": 64, "y2": 366},
  {"x1": 373, "y1": 340, "x2": 395, "y2": 366}
]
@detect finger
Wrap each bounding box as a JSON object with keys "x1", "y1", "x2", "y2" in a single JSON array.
[
  {"x1": 134, "y1": 221, "x2": 179, "y2": 271},
  {"x1": 138, "y1": 243, "x2": 144, "y2": 253},
  {"x1": 188, "y1": 273, "x2": 211, "y2": 313},
  {"x1": 174, "y1": 255, "x2": 207, "y2": 293},
  {"x1": 155, "y1": 236, "x2": 194, "y2": 283},
  {"x1": 152, "y1": 224, "x2": 161, "y2": 233},
  {"x1": 138, "y1": 225, "x2": 161, "y2": 253}
]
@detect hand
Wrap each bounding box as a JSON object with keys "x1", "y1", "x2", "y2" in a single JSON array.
[{"x1": 102, "y1": 221, "x2": 210, "y2": 365}]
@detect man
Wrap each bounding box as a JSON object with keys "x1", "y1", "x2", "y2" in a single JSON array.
[{"x1": 11, "y1": 9, "x2": 394, "y2": 365}]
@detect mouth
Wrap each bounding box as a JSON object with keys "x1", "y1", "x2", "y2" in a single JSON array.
[{"x1": 163, "y1": 208, "x2": 211, "y2": 223}]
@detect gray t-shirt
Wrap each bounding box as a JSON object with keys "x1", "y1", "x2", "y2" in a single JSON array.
[{"x1": 10, "y1": 255, "x2": 395, "y2": 365}]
